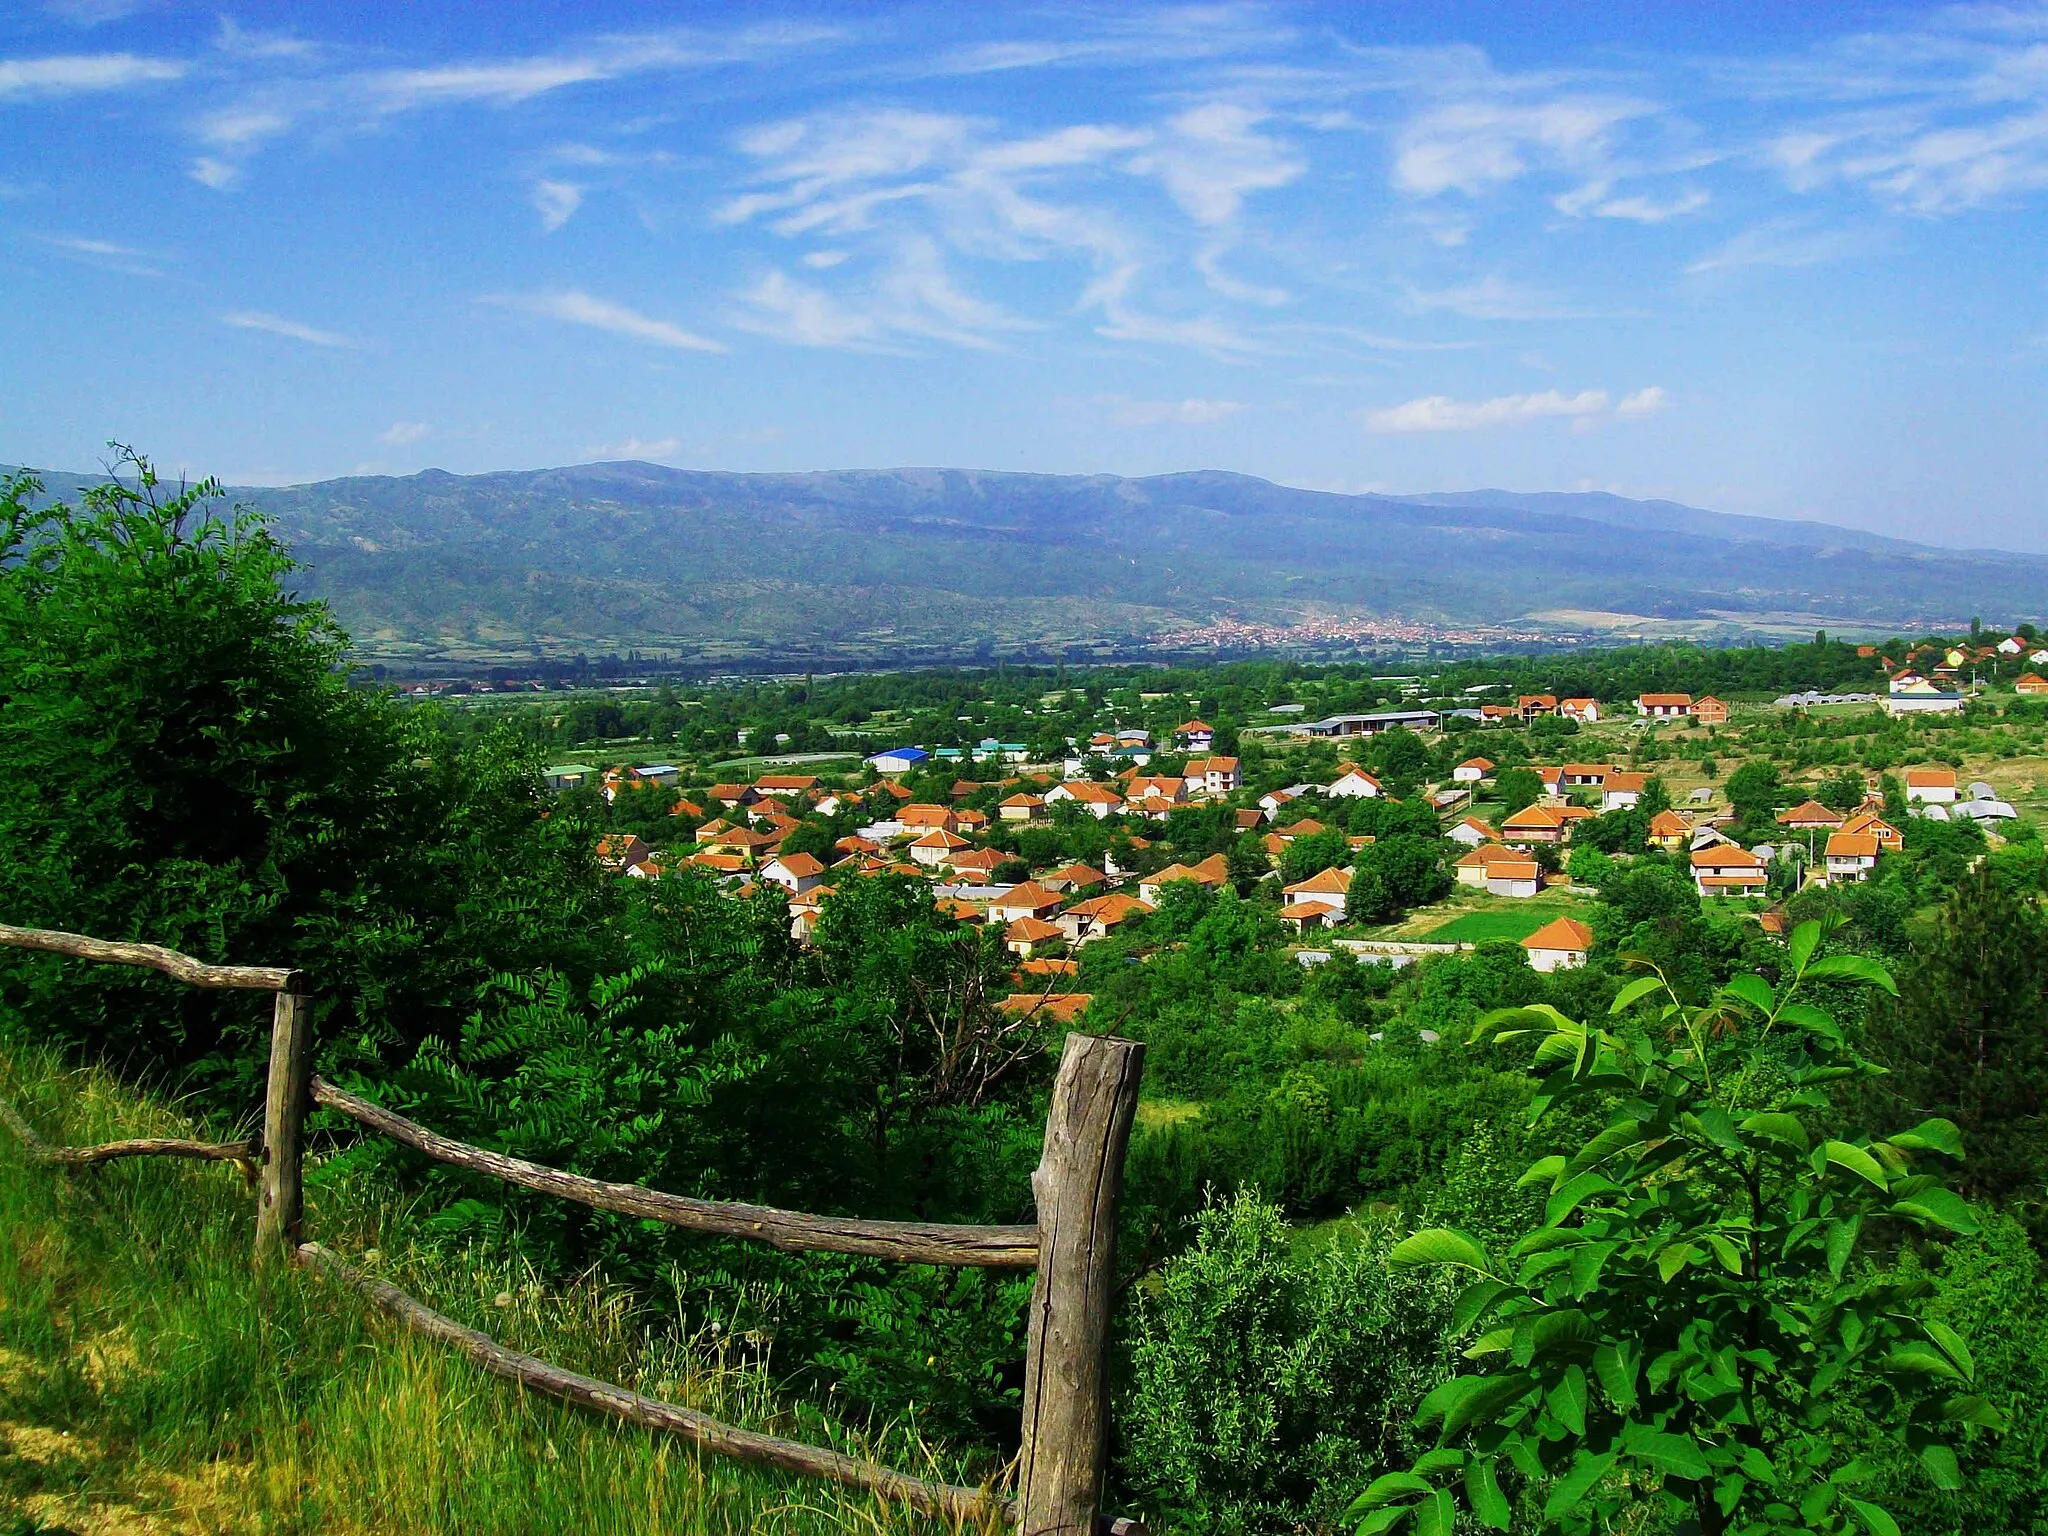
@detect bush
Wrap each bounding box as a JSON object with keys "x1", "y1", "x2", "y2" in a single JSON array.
[{"x1": 1119, "y1": 1190, "x2": 1457, "y2": 1534}]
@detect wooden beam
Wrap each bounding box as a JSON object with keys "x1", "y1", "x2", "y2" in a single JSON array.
[
  {"x1": 294, "y1": 1242, "x2": 1011, "y2": 1526},
  {"x1": 1017, "y1": 1033, "x2": 1145, "y2": 1536},
  {"x1": 41, "y1": 1136, "x2": 256, "y2": 1168},
  {"x1": 0, "y1": 924, "x2": 298, "y2": 992},
  {"x1": 254, "y1": 987, "x2": 315, "y2": 1265},
  {"x1": 311, "y1": 1077, "x2": 1039, "y2": 1269}
]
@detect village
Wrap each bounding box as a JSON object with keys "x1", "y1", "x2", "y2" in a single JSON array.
[{"x1": 554, "y1": 631, "x2": 2048, "y2": 1025}]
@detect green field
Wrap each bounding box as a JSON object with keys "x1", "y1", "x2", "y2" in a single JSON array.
[{"x1": 1424, "y1": 907, "x2": 1573, "y2": 944}]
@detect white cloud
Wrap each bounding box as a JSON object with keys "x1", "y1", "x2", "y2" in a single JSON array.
[
  {"x1": 36, "y1": 233, "x2": 165, "y2": 276},
  {"x1": 588, "y1": 436, "x2": 681, "y2": 460},
  {"x1": 1553, "y1": 181, "x2": 1709, "y2": 221},
  {"x1": 532, "y1": 180, "x2": 582, "y2": 231},
  {"x1": 802, "y1": 249, "x2": 850, "y2": 267},
  {"x1": 734, "y1": 269, "x2": 880, "y2": 348},
  {"x1": 1615, "y1": 385, "x2": 1671, "y2": 417},
  {"x1": 378, "y1": 421, "x2": 431, "y2": 445},
  {"x1": 0, "y1": 52, "x2": 183, "y2": 98},
  {"x1": 1128, "y1": 103, "x2": 1305, "y2": 225},
  {"x1": 1394, "y1": 97, "x2": 1655, "y2": 197},
  {"x1": 188, "y1": 156, "x2": 240, "y2": 191},
  {"x1": 1099, "y1": 395, "x2": 1245, "y2": 427},
  {"x1": 1401, "y1": 275, "x2": 1585, "y2": 321},
  {"x1": 493, "y1": 289, "x2": 726, "y2": 352},
  {"x1": 1362, "y1": 386, "x2": 1675, "y2": 433},
  {"x1": 221, "y1": 310, "x2": 357, "y2": 348},
  {"x1": 1685, "y1": 221, "x2": 1866, "y2": 274}
]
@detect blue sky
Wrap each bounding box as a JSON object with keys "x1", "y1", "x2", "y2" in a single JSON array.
[{"x1": 4, "y1": 2, "x2": 2047, "y2": 551}]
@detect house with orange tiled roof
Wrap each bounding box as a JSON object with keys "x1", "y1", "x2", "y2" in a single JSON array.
[
  {"x1": 1452, "y1": 757, "x2": 1494, "y2": 784},
  {"x1": 1637, "y1": 693, "x2": 1695, "y2": 719},
  {"x1": 760, "y1": 851, "x2": 826, "y2": 895},
  {"x1": 1823, "y1": 830, "x2": 1879, "y2": 885},
  {"x1": 1838, "y1": 809, "x2": 1904, "y2": 851},
  {"x1": 945, "y1": 848, "x2": 1010, "y2": 881},
  {"x1": 1184, "y1": 755, "x2": 1241, "y2": 795},
  {"x1": 1281, "y1": 866, "x2": 1352, "y2": 922},
  {"x1": 909, "y1": 828, "x2": 973, "y2": 868},
  {"x1": 1003, "y1": 915, "x2": 1065, "y2": 957},
  {"x1": 1501, "y1": 803, "x2": 1572, "y2": 845},
  {"x1": 1015, "y1": 956, "x2": 1079, "y2": 981},
  {"x1": 1174, "y1": 720, "x2": 1215, "y2": 750},
  {"x1": 1559, "y1": 697, "x2": 1601, "y2": 723},
  {"x1": 1041, "y1": 862, "x2": 1108, "y2": 895},
  {"x1": 998, "y1": 991, "x2": 1093, "y2": 1024},
  {"x1": 707, "y1": 783, "x2": 760, "y2": 809},
  {"x1": 1647, "y1": 809, "x2": 1691, "y2": 851},
  {"x1": 1522, "y1": 916, "x2": 1593, "y2": 973},
  {"x1": 1327, "y1": 767, "x2": 1382, "y2": 799},
  {"x1": 1601, "y1": 771, "x2": 1648, "y2": 811},
  {"x1": 1905, "y1": 767, "x2": 1958, "y2": 804},
  {"x1": 1518, "y1": 694, "x2": 1558, "y2": 719},
  {"x1": 669, "y1": 795, "x2": 704, "y2": 821},
  {"x1": 754, "y1": 774, "x2": 818, "y2": 797},
  {"x1": 1485, "y1": 856, "x2": 1542, "y2": 898},
  {"x1": 987, "y1": 882, "x2": 1063, "y2": 925},
  {"x1": 900, "y1": 803, "x2": 959, "y2": 835},
  {"x1": 1777, "y1": 800, "x2": 1846, "y2": 830},
  {"x1": 1455, "y1": 843, "x2": 1527, "y2": 888},
  {"x1": 1057, "y1": 891, "x2": 1153, "y2": 944},
  {"x1": 1694, "y1": 696, "x2": 1729, "y2": 726},
  {"x1": 1691, "y1": 844, "x2": 1768, "y2": 897},
  {"x1": 1447, "y1": 815, "x2": 1500, "y2": 849},
  {"x1": 1137, "y1": 853, "x2": 1231, "y2": 906},
  {"x1": 998, "y1": 791, "x2": 1046, "y2": 823},
  {"x1": 1044, "y1": 780, "x2": 1124, "y2": 819},
  {"x1": 2017, "y1": 672, "x2": 2048, "y2": 695}
]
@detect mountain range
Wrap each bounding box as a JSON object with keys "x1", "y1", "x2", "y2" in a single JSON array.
[{"x1": 12, "y1": 461, "x2": 2046, "y2": 667}]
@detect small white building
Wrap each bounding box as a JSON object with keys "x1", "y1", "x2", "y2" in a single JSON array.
[
  {"x1": 1452, "y1": 758, "x2": 1494, "y2": 784},
  {"x1": 760, "y1": 852, "x2": 826, "y2": 895},
  {"x1": 1905, "y1": 767, "x2": 1958, "y2": 804},
  {"x1": 1486, "y1": 858, "x2": 1542, "y2": 899},
  {"x1": 1327, "y1": 769, "x2": 1383, "y2": 799},
  {"x1": 1521, "y1": 916, "x2": 1593, "y2": 973}
]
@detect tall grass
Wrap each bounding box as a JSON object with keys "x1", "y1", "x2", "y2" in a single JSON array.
[{"x1": 0, "y1": 1042, "x2": 1002, "y2": 1535}]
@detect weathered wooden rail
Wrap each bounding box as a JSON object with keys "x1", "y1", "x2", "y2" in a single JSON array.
[{"x1": 0, "y1": 923, "x2": 1147, "y2": 1535}]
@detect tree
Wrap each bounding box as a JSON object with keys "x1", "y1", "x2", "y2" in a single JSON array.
[
  {"x1": 1496, "y1": 768, "x2": 1545, "y2": 817},
  {"x1": 1357, "y1": 920, "x2": 1997, "y2": 1536},
  {"x1": 1725, "y1": 758, "x2": 1784, "y2": 831},
  {"x1": 1349, "y1": 836, "x2": 1451, "y2": 925},
  {"x1": 1282, "y1": 828, "x2": 1351, "y2": 885},
  {"x1": 1864, "y1": 869, "x2": 2048, "y2": 1229}
]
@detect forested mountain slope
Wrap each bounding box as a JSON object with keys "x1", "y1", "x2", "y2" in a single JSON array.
[{"x1": 16, "y1": 462, "x2": 2046, "y2": 661}]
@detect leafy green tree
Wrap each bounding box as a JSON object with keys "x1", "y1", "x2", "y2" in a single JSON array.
[
  {"x1": 1349, "y1": 836, "x2": 1451, "y2": 925},
  {"x1": 1725, "y1": 758, "x2": 1785, "y2": 832},
  {"x1": 1497, "y1": 768, "x2": 1546, "y2": 817},
  {"x1": 1281, "y1": 828, "x2": 1351, "y2": 885},
  {"x1": 1357, "y1": 920, "x2": 1997, "y2": 1536},
  {"x1": 1864, "y1": 869, "x2": 2048, "y2": 1230}
]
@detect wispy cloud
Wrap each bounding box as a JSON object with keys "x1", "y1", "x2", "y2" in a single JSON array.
[
  {"x1": 378, "y1": 421, "x2": 431, "y2": 445},
  {"x1": 1393, "y1": 97, "x2": 1657, "y2": 197},
  {"x1": 1098, "y1": 394, "x2": 1245, "y2": 426},
  {"x1": 0, "y1": 52, "x2": 183, "y2": 98},
  {"x1": 188, "y1": 156, "x2": 240, "y2": 191},
  {"x1": 1401, "y1": 275, "x2": 1589, "y2": 321},
  {"x1": 587, "y1": 435, "x2": 682, "y2": 460},
  {"x1": 1363, "y1": 385, "x2": 1668, "y2": 433},
  {"x1": 1685, "y1": 221, "x2": 1867, "y2": 274},
  {"x1": 221, "y1": 310, "x2": 358, "y2": 348},
  {"x1": 35, "y1": 232, "x2": 166, "y2": 276},
  {"x1": 491, "y1": 289, "x2": 726, "y2": 352},
  {"x1": 532, "y1": 180, "x2": 582, "y2": 231}
]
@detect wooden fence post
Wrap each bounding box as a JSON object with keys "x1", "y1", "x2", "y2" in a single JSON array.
[
  {"x1": 254, "y1": 979, "x2": 313, "y2": 1266},
  {"x1": 1017, "y1": 1032, "x2": 1144, "y2": 1536}
]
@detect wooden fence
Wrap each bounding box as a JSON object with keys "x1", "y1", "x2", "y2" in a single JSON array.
[{"x1": 0, "y1": 923, "x2": 1147, "y2": 1535}]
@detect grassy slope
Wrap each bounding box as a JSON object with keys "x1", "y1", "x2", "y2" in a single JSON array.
[{"x1": 0, "y1": 1044, "x2": 996, "y2": 1536}]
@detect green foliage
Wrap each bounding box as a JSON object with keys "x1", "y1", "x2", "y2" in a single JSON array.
[
  {"x1": 1364, "y1": 919, "x2": 1998, "y2": 1536},
  {"x1": 1350, "y1": 836, "x2": 1453, "y2": 925},
  {"x1": 1864, "y1": 869, "x2": 2048, "y2": 1233},
  {"x1": 1121, "y1": 1190, "x2": 1459, "y2": 1534}
]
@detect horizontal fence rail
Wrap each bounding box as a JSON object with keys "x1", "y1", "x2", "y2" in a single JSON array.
[
  {"x1": 312, "y1": 1077, "x2": 1042, "y2": 1270},
  {"x1": 0, "y1": 923, "x2": 300, "y2": 992},
  {"x1": 295, "y1": 1241, "x2": 1009, "y2": 1525},
  {"x1": 2, "y1": 921, "x2": 1149, "y2": 1535}
]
